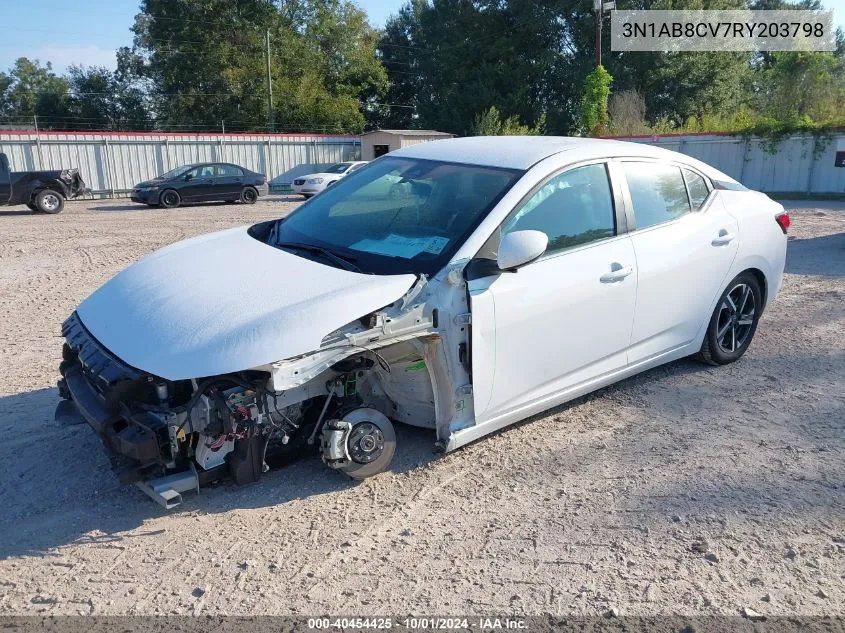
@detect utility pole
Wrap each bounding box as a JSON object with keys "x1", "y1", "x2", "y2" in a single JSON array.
[
  {"x1": 33, "y1": 114, "x2": 43, "y2": 169},
  {"x1": 594, "y1": 0, "x2": 615, "y2": 67},
  {"x1": 265, "y1": 30, "x2": 274, "y2": 133},
  {"x1": 594, "y1": 0, "x2": 602, "y2": 67}
]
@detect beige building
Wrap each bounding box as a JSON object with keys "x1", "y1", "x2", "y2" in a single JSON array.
[{"x1": 361, "y1": 129, "x2": 454, "y2": 160}]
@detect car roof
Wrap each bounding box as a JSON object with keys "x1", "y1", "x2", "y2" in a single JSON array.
[
  {"x1": 389, "y1": 135, "x2": 725, "y2": 175},
  {"x1": 182, "y1": 162, "x2": 246, "y2": 168}
]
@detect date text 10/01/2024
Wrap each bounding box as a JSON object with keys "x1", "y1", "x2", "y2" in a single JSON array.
[{"x1": 307, "y1": 617, "x2": 529, "y2": 630}]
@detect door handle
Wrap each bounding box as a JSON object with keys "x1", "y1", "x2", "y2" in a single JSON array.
[
  {"x1": 711, "y1": 230, "x2": 737, "y2": 246},
  {"x1": 600, "y1": 264, "x2": 634, "y2": 283}
]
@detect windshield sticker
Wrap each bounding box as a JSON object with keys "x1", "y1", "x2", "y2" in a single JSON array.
[{"x1": 350, "y1": 234, "x2": 449, "y2": 258}]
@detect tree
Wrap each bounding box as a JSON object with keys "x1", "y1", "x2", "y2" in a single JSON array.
[
  {"x1": 609, "y1": 89, "x2": 648, "y2": 135},
  {"x1": 123, "y1": 0, "x2": 386, "y2": 132},
  {"x1": 759, "y1": 51, "x2": 845, "y2": 125},
  {"x1": 371, "y1": 0, "x2": 426, "y2": 129},
  {"x1": 378, "y1": 0, "x2": 573, "y2": 135},
  {"x1": 0, "y1": 58, "x2": 72, "y2": 128},
  {"x1": 580, "y1": 65, "x2": 613, "y2": 136},
  {"x1": 471, "y1": 105, "x2": 545, "y2": 135},
  {"x1": 66, "y1": 65, "x2": 153, "y2": 131},
  {"x1": 604, "y1": 0, "x2": 753, "y2": 128}
]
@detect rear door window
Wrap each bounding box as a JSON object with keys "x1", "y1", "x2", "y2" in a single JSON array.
[
  {"x1": 217, "y1": 164, "x2": 244, "y2": 177},
  {"x1": 622, "y1": 162, "x2": 691, "y2": 230}
]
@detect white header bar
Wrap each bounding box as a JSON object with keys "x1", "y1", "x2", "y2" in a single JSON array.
[{"x1": 611, "y1": 10, "x2": 836, "y2": 52}]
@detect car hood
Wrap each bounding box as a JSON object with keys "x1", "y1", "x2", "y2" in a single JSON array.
[
  {"x1": 302, "y1": 172, "x2": 344, "y2": 180},
  {"x1": 76, "y1": 226, "x2": 416, "y2": 380},
  {"x1": 134, "y1": 178, "x2": 168, "y2": 188}
]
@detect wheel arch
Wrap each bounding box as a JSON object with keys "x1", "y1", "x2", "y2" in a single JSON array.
[
  {"x1": 693, "y1": 261, "x2": 771, "y2": 352},
  {"x1": 28, "y1": 182, "x2": 67, "y2": 202},
  {"x1": 745, "y1": 267, "x2": 768, "y2": 312}
]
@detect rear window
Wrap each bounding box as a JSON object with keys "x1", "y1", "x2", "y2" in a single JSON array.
[{"x1": 683, "y1": 169, "x2": 710, "y2": 209}]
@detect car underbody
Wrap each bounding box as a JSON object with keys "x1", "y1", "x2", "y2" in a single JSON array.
[{"x1": 57, "y1": 271, "x2": 474, "y2": 508}]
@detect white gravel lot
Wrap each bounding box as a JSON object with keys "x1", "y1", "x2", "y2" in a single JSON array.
[{"x1": 0, "y1": 196, "x2": 842, "y2": 617}]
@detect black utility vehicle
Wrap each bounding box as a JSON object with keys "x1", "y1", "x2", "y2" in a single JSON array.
[
  {"x1": 130, "y1": 162, "x2": 268, "y2": 208},
  {"x1": 0, "y1": 152, "x2": 89, "y2": 214}
]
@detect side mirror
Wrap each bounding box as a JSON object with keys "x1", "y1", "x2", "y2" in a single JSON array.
[{"x1": 497, "y1": 230, "x2": 548, "y2": 271}]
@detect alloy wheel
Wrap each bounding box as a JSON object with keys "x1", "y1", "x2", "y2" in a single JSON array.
[{"x1": 716, "y1": 283, "x2": 755, "y2": 353}]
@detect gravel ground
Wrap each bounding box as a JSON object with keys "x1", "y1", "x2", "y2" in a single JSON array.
[{"x1": 0, "y1": 197, "x2": 842, "y2": 617}]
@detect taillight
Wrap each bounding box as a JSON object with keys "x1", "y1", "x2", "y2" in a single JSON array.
[{"x1": 775, "y1": 212, "x2": 790, "y2": 234}]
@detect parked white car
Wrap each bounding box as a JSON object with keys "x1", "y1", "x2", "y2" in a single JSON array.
[
  {"x1": 57, "y1": 137, "x2": 788, "y2": 507},
  {"x1": 292, "y1": 161, "x2": 368, "y2": 197}
]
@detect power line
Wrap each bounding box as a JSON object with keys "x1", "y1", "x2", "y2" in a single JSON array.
[
  {"x1": 6, "y1": 90, "x2": 417, "y2": 109},
  {"x1": 4, "y1": 26, "x2": 266, "y2": 52}
]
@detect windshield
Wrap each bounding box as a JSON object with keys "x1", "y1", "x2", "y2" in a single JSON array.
[
  {"x1": 159, "y1": 165, "x2": 194, "y2": 179},
  {"x1": 266, "y1": 157, "x2": 522, "y2": 275},
  {"x1": 324, "y1": 163, "x2": 353, "y2": 174}
]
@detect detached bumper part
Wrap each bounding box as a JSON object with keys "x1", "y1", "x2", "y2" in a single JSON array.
[
  {"x1": 136, "y1": 471, "x2": 199, "y2": 510},
  {"x1": 226, "y1": 432, "x2": 268, "y2": 485},
  {"x1": 62, "y1": 365, "x2": 161, "y2": 464}
]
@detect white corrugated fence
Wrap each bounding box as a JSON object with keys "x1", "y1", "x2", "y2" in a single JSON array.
[
  {"x1": 0, "y1": 131, "x2": 362, "y2": 197},
  {"x1": 3, "y1": 130, "x2": 842, "y2": 197},
  {"x1": 611, "y1": 132, "x2": 845, "y2": 195}
]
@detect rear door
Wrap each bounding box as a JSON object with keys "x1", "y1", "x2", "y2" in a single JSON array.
[
  {"x1": 0, "y1": 154, "x2": 10, "y2": 203},
  {"x1": 215, "y1": 164, "x2": 245, "y2": 199},
  {"x1": 621, "y1": 160, "x2": 739, "y2": 364}
]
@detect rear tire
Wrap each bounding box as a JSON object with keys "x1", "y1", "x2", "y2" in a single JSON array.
[
  {"x1": 241, "y1": 186, "x2": 258, "y2": 204},
  {"x1": 34, "y1": 189, "x2": 64, "y2": 214},
  {"x1": 159, "y1": 189, "x2": 181, "y2": 209},
  {"x1": 698, "y1": 271, "x2": 762, "y2": 366}
]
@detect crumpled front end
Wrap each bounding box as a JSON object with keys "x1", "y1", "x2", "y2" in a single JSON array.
[
  {"x1": 57, "y1": 311, "x2": 311, "y2": 508},
  {"x1": 61, "y1": 168, "x2": 91, "y2": 199},
  {"x1": 56, "y1": 229, "x2": 478, "y2": 509}
]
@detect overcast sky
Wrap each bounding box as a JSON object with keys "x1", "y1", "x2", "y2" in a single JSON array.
[{"x1": 1, "y1": 0, "x2": 843, "y2": 75}]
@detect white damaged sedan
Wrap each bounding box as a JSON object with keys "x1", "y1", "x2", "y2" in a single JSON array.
[{"x1": 57, "y1": 137, "x2": 789, "y2": 507}]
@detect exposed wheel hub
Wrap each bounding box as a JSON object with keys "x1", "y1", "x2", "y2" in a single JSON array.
[
  {"x1": 320, "y1": 408, "x2": 396, "y2": 479},
  {"x1": 348, "y1": 422, "x2": 384, "y2": 464}
]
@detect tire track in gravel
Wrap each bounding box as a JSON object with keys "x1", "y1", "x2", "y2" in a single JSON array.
[{"x1": 302, "y1": 465, "x2": 471, "y2": 600}]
